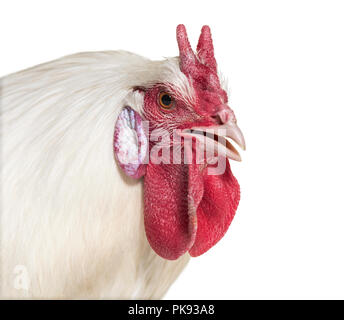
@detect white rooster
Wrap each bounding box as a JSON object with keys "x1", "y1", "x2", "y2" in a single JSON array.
[{"x1": 0, "y1": 25, "x2": 245, "y2": 298}]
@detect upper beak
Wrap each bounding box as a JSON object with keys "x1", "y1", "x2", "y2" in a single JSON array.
[
  {"x1": 217, "y1": 121, "x2": 246, "y2": 151},
  {"x1": 179, "y1": 121, "x2": 246, "y2": 162}
]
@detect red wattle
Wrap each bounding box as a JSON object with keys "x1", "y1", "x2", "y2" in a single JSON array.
[
  {"x1": 189, "y1": 160, "x2": 240, "y2": 257},
  {"x1": 143, "y1": 162, "x2": 204, "y2": 260},
  {"x1": 143, "y1": 157, "x2": 240, "y2": 260}
]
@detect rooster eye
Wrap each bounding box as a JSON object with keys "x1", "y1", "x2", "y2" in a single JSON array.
[{"x1": 158, "y1": 92, "x2": 174, "y2": 110}]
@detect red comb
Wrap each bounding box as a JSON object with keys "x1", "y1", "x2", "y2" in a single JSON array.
[
  {"x1": 197, "y1": 25, "x2": 217, "y2": 72},
  {"x1": 176, "y1": 24, "x2": 217, "y2": 75},
  {"x1": 176, "y1": 24, "x2": 225, "y2": 116},
  {"x1": 176, "y1": 24, "x2": 196, "y2": 74}
]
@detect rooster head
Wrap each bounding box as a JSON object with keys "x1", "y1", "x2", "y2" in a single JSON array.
[{"x1": 114, "y1": 25, "x2": 245, "y2": 260}]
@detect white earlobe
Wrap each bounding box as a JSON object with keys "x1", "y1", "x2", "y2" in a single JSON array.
[{"x1": 114, "y1": 106, "x2": 148, "y2": 179}]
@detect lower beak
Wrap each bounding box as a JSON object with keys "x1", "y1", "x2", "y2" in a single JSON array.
[{"x1": 179, "y1": 121, "x2": 246, "y2": 162}]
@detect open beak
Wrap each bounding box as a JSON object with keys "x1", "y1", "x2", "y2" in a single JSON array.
[{"x1": 179, "y1": 121, "x2": 246, "y2": 162}]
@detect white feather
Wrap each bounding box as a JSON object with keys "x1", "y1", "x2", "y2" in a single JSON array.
[{"x1": 0, "y1": 51, "x2": 192, "y2": 298}]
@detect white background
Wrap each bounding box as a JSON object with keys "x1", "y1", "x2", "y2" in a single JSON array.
[{"x1": 1, "y1": 0, "x2": 344, "y2": 299}]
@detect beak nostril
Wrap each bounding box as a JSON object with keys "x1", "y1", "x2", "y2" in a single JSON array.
[
  {"x1": 211, "y1": 114, "x2": 222, "y2": 125},
  {"x1": 217, "y1": 108, "x2": 236, "y2": 124}
]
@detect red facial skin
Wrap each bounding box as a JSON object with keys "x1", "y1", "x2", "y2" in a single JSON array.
[{"x1": 141, "y1": 26, "x2": 241, "y2": 260}]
